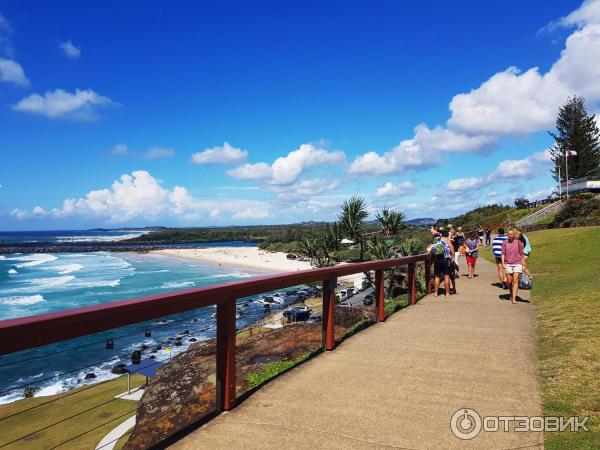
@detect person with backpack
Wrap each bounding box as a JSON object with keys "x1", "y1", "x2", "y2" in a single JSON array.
[
  {"x1": 492, "y1": 228, "x2": 509, "y2": 288},
  {"x1": 428, "y1": 230, "x2": 455, "y2": 298}
]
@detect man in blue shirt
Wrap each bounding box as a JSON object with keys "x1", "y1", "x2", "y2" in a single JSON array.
[{"x1": 492, "y1": 228, "x2": 509, "y2": 288}]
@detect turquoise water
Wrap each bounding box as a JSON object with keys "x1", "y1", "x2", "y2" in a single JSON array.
[{"x1": 0, "y1": 250, "x2": 303, "y2": 404}]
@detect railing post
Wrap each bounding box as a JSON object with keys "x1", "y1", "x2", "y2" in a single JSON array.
[
  {"x1": 375, "y1": 269, "x2": 385, "y2": 322},
  {"x1": 322, "y1": 275, "x2": 337, "y2": 351},
  {"x1": 409, "y1": 262, "x2": 416, "y2": 305},
  {"x1": 216, "y1": 297, "x2": 236, "y2": 411},
  {"x1": 424, "y1": 256, "x2": 432, "y2": 294}
]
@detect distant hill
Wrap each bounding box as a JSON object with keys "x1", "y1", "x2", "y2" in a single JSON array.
[{"x1": 406, "y1": 217, "x2": 436, "y2": 226}]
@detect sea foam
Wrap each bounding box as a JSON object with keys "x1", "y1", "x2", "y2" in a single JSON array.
[
  {"x1": 161, "y1": 281, "x2": 195, "y2": 289},
  {"x1": 27, "y1": 275, "x2": 75, "y2": 288},
  {"x1": 11, "y1": 254, "x2": 58, "y2": 268},
  {"x1": 50, "y1": 264, "x2": 84, "y2": 274},
  {"x1": 0, "y1": 294, "x2": 45, "y2": 305}
]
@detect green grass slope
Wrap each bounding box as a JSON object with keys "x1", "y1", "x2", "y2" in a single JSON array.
[{"x1": 526, "y1": 227, "x2": 599, "y2": 449}]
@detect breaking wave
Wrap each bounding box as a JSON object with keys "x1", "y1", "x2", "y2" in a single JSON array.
[
  {"x1": 0, "y1": 294, "x2": 45, "y2": 305},
  {"x1": 11, "y1": 254, "x2": 58, "y2": 268}
]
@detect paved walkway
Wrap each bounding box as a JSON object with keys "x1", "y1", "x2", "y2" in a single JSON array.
[
  {"x1": 96, "y1": 415, "x2": 136, "y2": 450},
  {"x1": 172, "y1": 257, "x2": 542, "y2": 449}
]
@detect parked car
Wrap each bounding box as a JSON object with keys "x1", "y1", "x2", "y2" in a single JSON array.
[
  {"x1": 363, "y1": 293, "x2": 374, "y2": 306},
  {"x1": 306, "y1": 314, "x2": 322, "y2": 324},
  {"x1": 338, "y1": 300, "x2": 352, "y2": 307},
  {"x1": 283, "y1": 306, "x2": 311, "y2": 322},
  {"x1": 341, "y1": 288, "x2": 354, "y2": 298}
]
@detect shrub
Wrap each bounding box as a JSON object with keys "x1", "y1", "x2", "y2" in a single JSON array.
[
  {"x1": 23, "y1": 386, "x2": 39, "y2": 398},
  {"x1": 553, "y1": 196, "x2": 600, "y2": 226}
]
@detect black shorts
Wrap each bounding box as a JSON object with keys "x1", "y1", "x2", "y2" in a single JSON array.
[
  {"x1": 434, "y1": 256, "x2": 453, "y2": 277},
  {"x1": 495, "y1": 256, "x2": 502, "y2": 264}
]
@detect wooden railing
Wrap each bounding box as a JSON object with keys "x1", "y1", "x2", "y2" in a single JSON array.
[{"x1": 0, "y1": 253, "x2": 430, "y2": 425}]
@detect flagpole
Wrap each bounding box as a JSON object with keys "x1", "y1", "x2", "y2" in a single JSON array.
[
  {"x1": 565, "y1": 148, "x2": 569, "y2": 199},
  {"x1": 558, "y1": 163, "x2": 562, "y2": 198}
]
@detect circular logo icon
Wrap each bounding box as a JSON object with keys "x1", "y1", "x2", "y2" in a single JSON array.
[{"x1": 450, "y1": 408, "x2": 482, "y2": 440}]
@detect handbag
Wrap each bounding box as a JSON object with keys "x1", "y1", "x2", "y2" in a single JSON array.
[{"x1": 519, "y1": 273, "x2": 532, "y2": 290}]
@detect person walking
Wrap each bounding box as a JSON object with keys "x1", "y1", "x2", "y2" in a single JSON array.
[
  {"x1": 501, "y1": 229, "x2": 525, "y2": 304},
  {"x1": 465, "y1": 234, "x2": 480, "y2": 278},
  {"x1": 492, "y1": 228, "x2": 509, "y2": 288},
  {"x1": 517, "y1": 230, "x2": 532, "y2": 277},
  {"x1": 428, "y1": 230, "x2": 454, "y2": 298},
  {"x1": 485, "y1": 227, "x2": 492, "y2": 246},
  {"x1": 453, "y1": 227, "x2": 465, "y2": 267},
  {"x1": 478, "y1": 226, "x2": 484, "y2": 245}
]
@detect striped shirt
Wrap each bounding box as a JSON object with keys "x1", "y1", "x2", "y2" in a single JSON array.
[{"x1": 492, "y1": 234, "x2": 508, "y2": 257}]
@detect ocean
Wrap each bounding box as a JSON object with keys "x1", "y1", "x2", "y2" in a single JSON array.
[{"x1": 0, "y1": 231, "x2": 300, "y2": 405}]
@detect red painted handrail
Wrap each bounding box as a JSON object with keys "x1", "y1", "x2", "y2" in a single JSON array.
[{"x1": 0, "y1": 252, "x2": 431, "y2": 412}]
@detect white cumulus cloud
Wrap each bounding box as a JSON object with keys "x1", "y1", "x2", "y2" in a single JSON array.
[
  {"x1": 110, "y1": 143, "x2": 175, "y2": 159},
  {"x1": 13, "y1": 88, "x2": 115, "y2": 120},
  {"x1": 59, "y1": 40, "x2": 81, "y2": 59},
  {"x1": 350, "y1": 0, "x2": 600, "y2": 175},
  {"x1": 228, "y1": 143, "x2": 345, "y2": 185},
  {"x1": 190, "y1": 142, "x2": 248, "y2": 164},
  {"x1": 446, "y1": 149, "x2": 553, "y2": 191},
  {"x1": 349, "y1": 127, "x2": 451, "y2": 176},
  {"x1": 11, "y1": 170, "x2": 270, "y2": 223},
  {"x1": 0, "y1": 12, "x2": 14, "y2": 57},
  {"x1": 0, "y1": 58, "x2": 29, "y2": 86},
  {"x1": 376, "y1": 181, "x2": 415, "y2": 197},
  {"x1": 232, "y1": 208, "x2": 270, "y2": 220},
  {"x1": 226, "y1": 162, "x2": 272, "y2": 180}
]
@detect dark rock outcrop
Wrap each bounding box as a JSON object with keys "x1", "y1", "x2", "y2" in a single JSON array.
[
  {"x1": 111, "y1": 363, "x2": 128, "y2": 375},
  {"x1": 123, "y1": 306, "x2": 371, "y2": 450}
]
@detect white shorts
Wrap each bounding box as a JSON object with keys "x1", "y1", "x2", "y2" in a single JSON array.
[{"x1": 505, "y1": 264, "x2": 522, "y2": 274}]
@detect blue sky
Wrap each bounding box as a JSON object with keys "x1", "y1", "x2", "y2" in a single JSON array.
[{"x1": 1, "y1": 0, "x2": 599, "y2": 230}]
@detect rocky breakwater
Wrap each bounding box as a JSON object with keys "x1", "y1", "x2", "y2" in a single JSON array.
[
  {"x1": 124, "y1": 305, "x2": 373, "y2": 449},
  {"x1": 0, "y1": 242, "x2": 169, "y2": 254}
]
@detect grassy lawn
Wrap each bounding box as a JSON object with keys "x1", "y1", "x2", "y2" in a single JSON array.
[
  {"x1": 483, "y1": 226, "x2": 600, "y2": 449},
  {"x1": 0, "y1": 374, "x2": 145, "y2": 449}
]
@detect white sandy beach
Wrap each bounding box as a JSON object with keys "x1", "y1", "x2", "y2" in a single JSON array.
[{"x1": 154, "y1": 247, "x2": 313, "y2": 273}]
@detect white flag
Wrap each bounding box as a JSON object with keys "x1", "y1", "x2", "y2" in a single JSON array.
[{"x1": 566, "y1": 150, "x2": 577, "y2": 156}]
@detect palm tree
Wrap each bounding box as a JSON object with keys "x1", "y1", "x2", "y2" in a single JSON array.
[
  {"x1": 339, "y1": 196, "x2": 369, "y2": 260},
  {"x1": 366, "y1": 235, "x2": 398, "y2": 297},
  {"x1": 322, "y1": 222, "x2": 342, "y2": 253},
  {"x1": 399, "y1": 237, "x2": 425, "y2": 256},
  {"x1": 367, "y1": 235, "x2": 394, "y2": 260},
  {"x1": 298, "y1": 236, "x2": 333, "y2": 268},
  {"x1": 376, "y1": 208, "x2": 406, "y2": 236}
]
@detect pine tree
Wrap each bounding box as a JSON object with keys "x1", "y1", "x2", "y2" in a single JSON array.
[{"x1": 549, "y1": 97, "x2": 600, "y2": 183}]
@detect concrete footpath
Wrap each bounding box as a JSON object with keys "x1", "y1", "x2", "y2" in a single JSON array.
[{"x1": 171, "y1": 257, "x2": 542, "y2": 449}]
